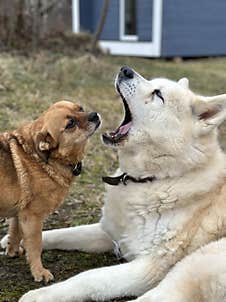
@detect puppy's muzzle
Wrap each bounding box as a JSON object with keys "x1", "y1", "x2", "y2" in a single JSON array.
[{"x1": 118, "y1": 66, "x2": 134, "y2": 83}]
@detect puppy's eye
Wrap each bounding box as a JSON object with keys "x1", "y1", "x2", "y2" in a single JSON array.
[
  {"x1": 65, "y1": 118, "x2": 77, "y2": 130},
  {"x1": 79, "y1": 106, "x2": 84, "y2": 112},
  {"x1": 153, "y1": 89, "x2": 164, "y2": 103}
]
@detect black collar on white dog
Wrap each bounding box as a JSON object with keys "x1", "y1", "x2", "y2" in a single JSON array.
[{"x1": 102, "y1": 172, "x2": 156, "y2": 186}]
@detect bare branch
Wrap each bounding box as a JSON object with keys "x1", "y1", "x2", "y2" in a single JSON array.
[
  {"x1": 91, "y1": 0, "x2": 110, "y2": 55},
  {"x1": 40, "y1": 0, "x2": 59, "y2": 16}
]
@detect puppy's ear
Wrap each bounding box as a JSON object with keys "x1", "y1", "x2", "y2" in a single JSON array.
[
  {"x1": 35, "y1": 130, "x2": 58, "y2": 163},
  {"x1": 178, "y1": 77, "x2": 189, "y2": 89},
  {"x1": 192, "y1": 94, "x2": 226, "y2": 134}
]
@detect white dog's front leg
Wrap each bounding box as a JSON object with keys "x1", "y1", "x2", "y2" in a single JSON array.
[
  {"x1": 42, "y1": 223, "x2": 113, "y2": 253},
  {"x1": 19, "y1": 256, "x2": 152, "y2": 302}
]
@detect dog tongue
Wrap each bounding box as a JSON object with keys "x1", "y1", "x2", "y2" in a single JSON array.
[{"x1": 118, "y1": 122, "x2": 132, "y2": 135}]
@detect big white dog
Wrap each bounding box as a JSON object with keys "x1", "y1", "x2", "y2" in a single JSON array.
[{"x1": 10, "y1": 67, "x2": 226, "y2": 301}]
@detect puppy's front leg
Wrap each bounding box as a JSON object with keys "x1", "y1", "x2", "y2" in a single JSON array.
[
  {"x1": 5, "y1": 217, "x2": 24, "y2": 257},
  {"x1": 19, "y1": 256, "x2": 153, "y2": 302},
  {"x1": 19, "y1": 211, "x2": 53, "y2": 283}
]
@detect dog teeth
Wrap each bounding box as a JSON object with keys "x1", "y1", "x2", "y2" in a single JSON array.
[{"x1": 108, "y1": 132, "x2": 117, "y2": 139}]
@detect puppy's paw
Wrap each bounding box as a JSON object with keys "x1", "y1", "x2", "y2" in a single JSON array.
[
  {"x1": 0, "y1": 234, "x2": 9, "y2": 249},
  {"x1": 32, "y1": 268, "x2": 54, "y2": 283},
  {"x1": 6, "y1": 243, "x2": 24, "y2": 257},
  {"x1": 1, "y1": 234, "x2": 25, "y2": 257}
]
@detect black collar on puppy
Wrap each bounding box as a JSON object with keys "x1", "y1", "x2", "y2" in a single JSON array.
[
  {"x1": 72, "y1": 161, "x2": 82, "y2": 176},
  {"x1": 102, "y1": 173, "x2": 156, "y2": 186}
]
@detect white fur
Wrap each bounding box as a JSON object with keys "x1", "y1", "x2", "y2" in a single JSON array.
[
  {"x1": 18, "y1": 70, "x2": 226, "y2": 301},
  {"x1": 127, "y1": 238, "x2": 226, "y2": 302},
  {"x1": 0, "y1": 233, "x2": 9, "y2": 250}
]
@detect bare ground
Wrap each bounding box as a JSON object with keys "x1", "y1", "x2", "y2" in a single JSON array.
[{"x1": 1, "y1": 52, "x2": 226, "y2": 301}]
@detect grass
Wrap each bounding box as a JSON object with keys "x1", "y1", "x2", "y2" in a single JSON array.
[{"x1": 1, "y1": 51, "x2": 226, "y2": 301}]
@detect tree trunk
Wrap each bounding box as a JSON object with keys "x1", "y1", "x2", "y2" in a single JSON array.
[{"x1": 0, "y1": 0, "x2": 59, "y2": 50}]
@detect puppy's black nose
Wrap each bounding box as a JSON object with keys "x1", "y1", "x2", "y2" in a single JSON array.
[
  {"x1": 119, "y1": 66, "x2": 134, "y2": 79},
  {"x1": 88, "y1": 112, "x2": 99, "y2": 123}
]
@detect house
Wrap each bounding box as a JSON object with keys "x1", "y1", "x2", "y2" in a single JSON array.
[{"x1": 72, "y1": 0, "x2": 226, "y2": 58}]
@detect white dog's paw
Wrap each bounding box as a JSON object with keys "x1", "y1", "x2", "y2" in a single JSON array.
[
  {"x1": 0, "y1": 234, "x2": 9, "y2": 249},
  {"x1": 19, "y1": 289, "x2": 48, "y2": 302}
]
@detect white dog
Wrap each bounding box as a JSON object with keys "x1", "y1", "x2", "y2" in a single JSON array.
[{"x1": 10, "y1": 67, "x2": 226, "y2": 301}]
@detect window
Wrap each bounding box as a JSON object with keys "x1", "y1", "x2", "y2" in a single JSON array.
[{"x1": 120, "y1": 0, "x2": 138, "y2": 41}]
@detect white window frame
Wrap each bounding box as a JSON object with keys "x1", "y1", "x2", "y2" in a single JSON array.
[
  {"x1": 120, "y1": 0, "x2": 138, "y2": 41},
  {"x1": 100, "y1": 0, "x2": 163, "y2": 57},
  {"x1": 72, "y1": 0, "x2": 80, "y2": 33}
]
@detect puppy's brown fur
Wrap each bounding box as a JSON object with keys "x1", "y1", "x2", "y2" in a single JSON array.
[{"x1": 0, "y1": 100, "x2": 100, "y2": 282}]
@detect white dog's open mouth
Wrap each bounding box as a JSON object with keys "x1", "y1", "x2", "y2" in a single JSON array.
[{"x1": 102, "y1": 84, "x2": 132, "y2": 146}]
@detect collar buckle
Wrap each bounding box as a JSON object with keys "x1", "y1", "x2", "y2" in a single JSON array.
[
  {"x1": 72, "y1": 161, "x2": 82, "y2": 176},
  {"x1": 122, "y1": 174, "x2": 129, "y2": 185}
]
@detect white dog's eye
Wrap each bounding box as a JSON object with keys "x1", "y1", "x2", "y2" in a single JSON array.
[{"x1": 153, "y1": 89, "x2": 164, "y2": 103}]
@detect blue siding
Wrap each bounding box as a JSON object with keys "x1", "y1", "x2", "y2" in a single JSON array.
[
  {"x1": 79, "y1": 0, "x2": 93, "y2": 33},
  {"x1": 92, "y1": 0, "x2": 119, "y2": 40},
  {"x1": 137, "y1": 0, "x2": 153, "y2": 41},
  {"x1": 80, "y1": 0, "x2": 119, "y2": 40},
  {"x1": 79, "y1": 0, "x2": 119, "y2": 39},
  {"x1": 162, "y1": 0, "x2": 226, "y2": 57},
  {"x1": 79, "y1": 0, "x2": 153, "y2": 42}
]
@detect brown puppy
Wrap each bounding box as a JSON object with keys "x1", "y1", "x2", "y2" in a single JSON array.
[{"x1": 0, "y1": 100, "x2": 100, "y2": 282}]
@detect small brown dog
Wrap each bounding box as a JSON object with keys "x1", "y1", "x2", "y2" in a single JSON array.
[{"x1": 0, "y1": 100, "x2": 100, "y2": 282}]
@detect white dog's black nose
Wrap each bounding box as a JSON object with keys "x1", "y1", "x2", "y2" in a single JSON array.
[{"x1": 119, "y1": 66, "x2": 134, "y2": 80}]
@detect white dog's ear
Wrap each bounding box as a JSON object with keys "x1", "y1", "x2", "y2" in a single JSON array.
[
  {"x1": 192, "y1": 94, "x2": 226, "y2": 134},
  {"x1": 178, "y1": 77, "x2": 189, "y2": 89}
]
